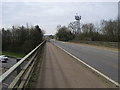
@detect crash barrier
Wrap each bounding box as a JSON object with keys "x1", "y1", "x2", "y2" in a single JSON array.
[{"x1": 0, "y1": 41, "x2": 46, "y2": 89}]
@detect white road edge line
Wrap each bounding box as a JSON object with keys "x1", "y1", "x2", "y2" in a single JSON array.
[{"x1": 53, "y1": 43, "x2": 120, "y2": 87}]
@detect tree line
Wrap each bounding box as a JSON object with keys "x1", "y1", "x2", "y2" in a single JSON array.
[
  {"x1": 2, "y1": 25, "x2": 44, "y2": 54},
  {"x1": 56, "y1": 18, "x2": 119, "y2": 42}
]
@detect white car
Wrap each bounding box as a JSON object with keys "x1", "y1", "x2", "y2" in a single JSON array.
[{"x1": 0, "y1": 55, "x2": 8, "y2": 63}]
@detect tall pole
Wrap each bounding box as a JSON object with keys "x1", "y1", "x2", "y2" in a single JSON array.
[
  {"x1": 75, "y1": 14, "x2": 81, "y2": 34},
  {"x1": 79, "y1": 16, "x2": 81, "y2": 34}
]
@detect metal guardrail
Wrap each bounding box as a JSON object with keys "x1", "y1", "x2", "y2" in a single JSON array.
[{"x1": 0, "y1": 41, "x2": 46, "y2": 89}]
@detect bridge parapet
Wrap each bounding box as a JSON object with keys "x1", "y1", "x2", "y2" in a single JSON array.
[{"x1": 0, "y1": 41, "x2": 46, "y2": 89}]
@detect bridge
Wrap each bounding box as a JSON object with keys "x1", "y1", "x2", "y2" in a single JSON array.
[{"x1": 0, "y1": 40, "x2": 119, "y2": 89}]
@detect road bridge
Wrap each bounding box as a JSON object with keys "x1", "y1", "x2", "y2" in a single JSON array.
[
  {"x1": 0, "y1": 41, "x2": 119, "y2": 89},
  {"x1": 35, "y1": 42, "x2": 114, "y2": 88}
]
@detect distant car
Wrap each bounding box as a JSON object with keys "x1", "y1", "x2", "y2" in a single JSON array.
[{"x1": 0, "y1": 55, "x2": 8, "y2": 63}]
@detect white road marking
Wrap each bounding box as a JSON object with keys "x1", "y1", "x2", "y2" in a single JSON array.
[{"x1": 53, "y1": 43, "x2": 120, "y2": 87}]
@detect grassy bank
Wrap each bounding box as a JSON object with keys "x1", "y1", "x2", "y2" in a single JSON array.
[
  {"x1": 69, "y1": 40, "x2": 118, "y2": 50},
  {"x1": 2, "y1": 51, "x2": 25, "y2": 58}
]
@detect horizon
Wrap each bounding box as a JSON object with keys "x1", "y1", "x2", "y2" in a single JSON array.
[{"x1": 1, "y1": 2, "x2": 118, "y2": 35}]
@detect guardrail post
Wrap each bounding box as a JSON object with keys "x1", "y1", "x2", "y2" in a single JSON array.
[
  {"x1": 16, "y1": 58, "x2": 21, "y2": 74},
  {"x1": 16, "y1": 58, "x2": 22, "y2": 87}
]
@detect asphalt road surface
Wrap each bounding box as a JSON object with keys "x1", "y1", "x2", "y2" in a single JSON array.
[
  {"x1": 0, "y1": 57, "x2": 16, "y2": 74},
  {"x1": 51, "y1": 40, "x2": 118, "y2": 83},
  {"x1": 0, "y1": 57, "x2": 17, "y2": 88},
  {"x1": 36, "y1": 42, "x2": 113, "y2": 88}
]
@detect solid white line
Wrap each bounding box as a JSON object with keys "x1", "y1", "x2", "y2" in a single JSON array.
[{"x1": 53, "y1": 43, "x2": 120, "y2": 87}]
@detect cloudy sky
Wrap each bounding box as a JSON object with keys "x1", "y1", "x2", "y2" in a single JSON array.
[{"x1": 1, "y1": 1, "x2": 118, "y2": 35}]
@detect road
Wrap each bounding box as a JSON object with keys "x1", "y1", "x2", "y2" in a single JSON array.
[
  {"x1": 51, "y1": 40, "x2": 118, "y2": 83},
  {"x1": 0, "y1": 57, "x2": 17, "y2": 88},
  {"x1": 0, "y1": 57, "x2": 16, "y2": 74},
  {"x1": 36, "y1": 42, "x2": 112, "y2": 88}
]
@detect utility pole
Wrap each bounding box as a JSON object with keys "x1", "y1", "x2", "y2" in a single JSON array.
[{"x1": 75, "y1": 13, "x2": 81, "y2": 34}]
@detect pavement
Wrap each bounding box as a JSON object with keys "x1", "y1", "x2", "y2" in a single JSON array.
[
  {"x1": 35, "y1": 42, "x2": 112, "y2": 88},
  {"x1": 51, "y1": 40, "x2": 118, "y2": 83}
]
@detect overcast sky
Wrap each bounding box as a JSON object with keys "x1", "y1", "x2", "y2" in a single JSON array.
[{"x1": 1, "y1": 1, "x2": 118, "y2": 35}]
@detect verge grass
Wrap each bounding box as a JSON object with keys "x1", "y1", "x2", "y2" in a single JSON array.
[{"x1": 2, "y1": 51, "x2": 25, "y2": 58}]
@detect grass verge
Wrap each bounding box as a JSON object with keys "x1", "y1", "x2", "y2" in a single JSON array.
[
  {"x1": 68, "y1": 41, "x2": 118, "y2": 51},
  {"x1": 2, "y1": 51, "x2": 25, "y2": 58}
]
